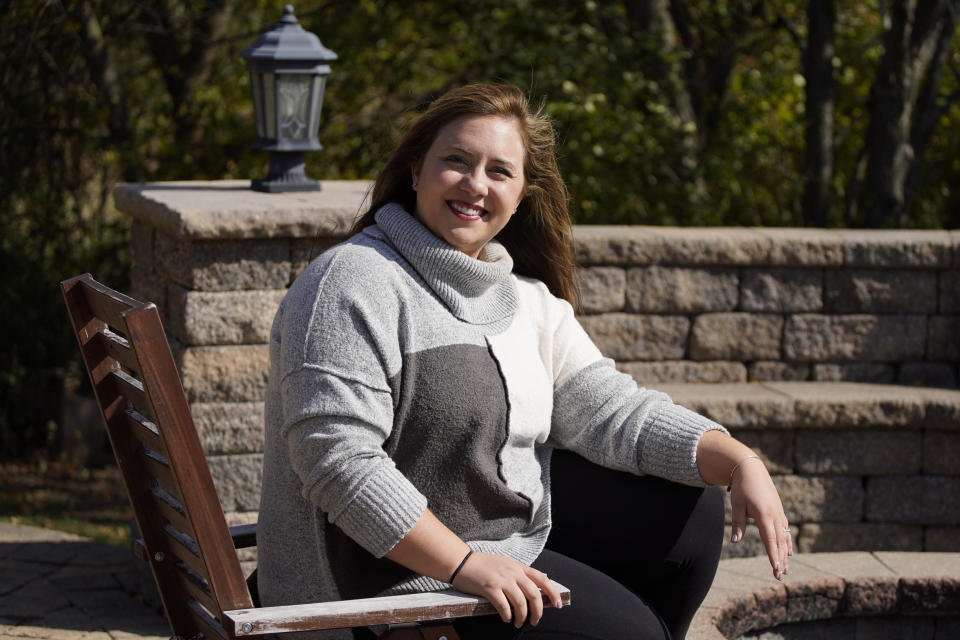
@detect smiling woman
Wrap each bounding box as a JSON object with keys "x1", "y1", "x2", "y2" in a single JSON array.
[{"x1": 256, "y1": 83, "x2": 791, "y2": 640}]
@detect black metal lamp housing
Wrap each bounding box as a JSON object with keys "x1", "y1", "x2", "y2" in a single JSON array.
[{"x1": 241, "y1": 5, "x2": 337, "y2": 192}]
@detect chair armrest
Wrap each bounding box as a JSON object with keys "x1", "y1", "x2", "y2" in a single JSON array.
[
  {"x1": 230, "y1": 523, "x2": 258, "y2": 549},
  {"x1": 223, "y1": 581, "x2": 571, "y2": 636}
]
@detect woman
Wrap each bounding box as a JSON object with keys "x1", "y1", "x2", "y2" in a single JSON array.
[{"x1": 257, "y1": 83, "x2": 791, "y2": 640}]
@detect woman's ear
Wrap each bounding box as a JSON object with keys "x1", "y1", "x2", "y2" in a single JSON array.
[{"x1": 411, "y1": 166, "x2": 420, "y2": 190}]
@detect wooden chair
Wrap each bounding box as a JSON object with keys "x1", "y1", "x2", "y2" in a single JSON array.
[{"x1": 61, "y1": 274, "x2": 569, "y2": 640}]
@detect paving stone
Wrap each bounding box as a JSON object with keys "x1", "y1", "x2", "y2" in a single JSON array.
[
  {"x1": 291, "y1": 236, "x2": 345, "y2": 280},
  {"x1": 0, "y1": 579, "x2": 70, "y2": 619},
  {"x1": 578, "y1": 313, "x2": 689, "y2": 360},
  {"x1": 926, "y1": 528, "x2": 960, "y2": 551},
  {"x1": 617, "y1": 360, "x2": 747, "y2": 384},
  {"x1": 154, "y1": 232, "x2": 292, "y2": 292},
  {"x1": 765, "y1": 382, "x2": 927, "y2": 428},
  {"x1": 729, "y1": 430, "x2": 794, "y2": 474},
  {"x1": 572, "y1": 226, "x2": 771, "y2": 266},
  {"x1": 795, "y1": 429, "x2": 921, "y2": 475},
  {"x1": 812, "y1": 363, "x2": 896, "y2": 383},
  {"x1": 129, "y1": 221, "x2": 154, "y2": 270},
  {"x1": 741, "y1": 268, "x2": 822, "y2": 312},
  {"x1": 576, "y1": 266, "x2": 625, "y2": 313},
  {"x1": 784, "y1": 314, "x2": 927, "y2": 362},
  {"x1": 867, "y1": 476, "x2": 960, "y2": 525},
  {"x1": 825, "y1": 269, "x2": 938, "y2": 313},
  {"x1": 874, "y1": 551, "x2": 960, "y2": 578},
  {"x1": 690, "y1": 313, "x2": 783, "y2": 361},
  {"x1": 774, "y1": 475, "x2": 864, "y2": 523},
  {"x1": 940, "y1": 270, "x2": 960, "y2": 313},
  {"x1": 172, "y1": 343, "x2": 270, "y2": 403},
  {"x1": 917, "y1": 386, "x2": 960, "y2": 429},
  {"x1": 0, "y1": 563, "x2": 48, "y2": 597},
  {"x1": 899, "y1": 362, "x2": 958, "y2": 388},
  {"x1": 191, "y1": 402, "x2": 265, "y2": 455},
  {"x1": 748, "y1": 361, "x2": 811, "y2": 382},
  {"x1": 924, "y1": 430, "x2": 960, "y2": 475},
  {"x1": 900, "y1": 577, "x2": 960, "y2": 614},
  {"x1": 841, "y1": 576, "x2": 901, "y2": 615},
  {"x1": 657, "y1": 383, "x2": 797, "y2": 430},
  {"x1": 797, "y1": 523, "x2": 923, "y2": 553},
  {"x1": 166, "y1": 286, "x2": 286, "y2": 346},
  {"x1": 626, "y1": 266, "x2": 738, "y2": 313},
  {"x1": 128, "y1": 269, "x2": 167, "y2": 324},
  {"x1": 6, "y1": 609, "x2": 101, "y2": 639},
  {"x1": 928, "y1": 316, "x2": 960, "y2": 362},
  {"x1": 207, "y1": 454, "x2": 263, "y2": 512},
  {"x1": 839, "y1": 229, "x2": 953, "y2": 268}
]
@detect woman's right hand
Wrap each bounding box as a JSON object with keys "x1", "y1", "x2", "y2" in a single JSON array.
[{"x1": 452, "y1": 551, "x2": 563, "y2": 627}]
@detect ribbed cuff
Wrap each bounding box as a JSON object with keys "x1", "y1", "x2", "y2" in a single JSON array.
[
  {"x1": 638, "y1": 404, "x2": 729, "y2": 486},
  {"x1": 327, "y1": 461, "x2": 428, "y2": 558}
]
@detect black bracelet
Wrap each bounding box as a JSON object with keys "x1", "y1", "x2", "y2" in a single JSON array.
[{"x1": 449, "y1": 549, "x2": 473, "y2": 584}]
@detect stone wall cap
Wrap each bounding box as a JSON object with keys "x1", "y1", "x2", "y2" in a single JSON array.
[
  {"x1": 114, "y1": 180, "x2": 373, "y2": 239},
  {"x1": 573, "y1": 225, "x2": 956, "y2": 268},
  {"x1": 657, "y1": 381, "x2": 960, "y2": 430}
]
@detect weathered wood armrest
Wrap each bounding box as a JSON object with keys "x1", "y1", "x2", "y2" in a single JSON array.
[
  {"x1": 230, "y1": 523, "x2": 257, "y2": 549},
  {"x1": 224, "y1": 582, "x2": 571, "y2": 636}
]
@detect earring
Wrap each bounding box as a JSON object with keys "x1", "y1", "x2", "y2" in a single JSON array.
[{"x1": 412, "y1": 180, "x2": 418, "y2": 189}]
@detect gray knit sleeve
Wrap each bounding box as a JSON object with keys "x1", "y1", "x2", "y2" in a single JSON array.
[{"x1": 276, "y1": 248, "x2": 428, "y2": 557}]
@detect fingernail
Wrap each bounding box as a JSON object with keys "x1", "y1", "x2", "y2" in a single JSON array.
[
  {"x1": 555, "y1": 600, "x2": 562, "y2": 609},
  {"x1": 731, "y1": 532, "x2": 739, "y2": 543},
  {"x1": 789, "y1": 549, "x2": 794, "y2": 556}
]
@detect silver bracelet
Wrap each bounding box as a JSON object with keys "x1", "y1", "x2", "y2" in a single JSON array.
[{"x1": 726, "y1": 454, "x2": 761, "y2": 492}]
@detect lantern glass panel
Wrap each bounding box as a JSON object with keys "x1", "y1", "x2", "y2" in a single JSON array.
[
  {"x1": 263, "y1": 72, "x2": 277, "y2": 139},
  {"x1": 250, "y1": 71, "x2": 265, "y2": 138},
  {"x1": 309, "y1": 76, "x2": 323, "y2": 138},
  {"x1": 277, "y1": 74, "x2": 313, "y2": 140}
]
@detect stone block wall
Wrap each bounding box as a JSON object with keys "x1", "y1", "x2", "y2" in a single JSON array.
[
  {"x1": 663, "y1": 383, "x2": 960, "y2": 558},
  {"x1": 116, "y1": 181, "x2": 960, "y2": 555},
  {"x1": 574, "y1": 226, "x2": 960, "y2": 388}
]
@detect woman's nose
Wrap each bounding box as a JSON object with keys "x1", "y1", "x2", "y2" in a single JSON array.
[{"x1": 460, "y1": 169, "x2": 488, "y2": 196}]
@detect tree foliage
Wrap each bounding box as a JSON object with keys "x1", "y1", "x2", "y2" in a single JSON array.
[{"x1": 2, "y1": 0, "x2": 959, "y2": 458}]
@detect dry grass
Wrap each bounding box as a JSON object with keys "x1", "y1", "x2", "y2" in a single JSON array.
[{"x1": 0, "y1": 461, "x2": 132, "y2": 547}]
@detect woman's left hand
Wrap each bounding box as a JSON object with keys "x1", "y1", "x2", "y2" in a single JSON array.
[{"x1": 728, "y1": 456, "x2": 792, "y2": 580}]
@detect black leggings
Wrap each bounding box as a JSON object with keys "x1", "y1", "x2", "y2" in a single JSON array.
[{"x1": 453, "y1": 450, "x2": 725, "y2": 640}]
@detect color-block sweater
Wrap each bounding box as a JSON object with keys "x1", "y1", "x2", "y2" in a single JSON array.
[{"x1": 257, "y1": 203, "x2": 727, "y2": 637}]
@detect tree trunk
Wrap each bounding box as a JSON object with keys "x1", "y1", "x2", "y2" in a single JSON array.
[
  {"x1": 801, "y1": 0, "x2": 836, "y2": 227},
  {"x1": 860, "y1": 0, "x2": 953, "y2": 227}
]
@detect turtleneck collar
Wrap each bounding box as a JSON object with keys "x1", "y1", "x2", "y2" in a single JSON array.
[{"x1": 372, "y1": 203, "x2": 518, "y2": 325}]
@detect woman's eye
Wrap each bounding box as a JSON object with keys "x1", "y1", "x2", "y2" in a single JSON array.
[
  {"x1": 444, "y1": 155, "x2": 466, "y2": 165},
  {"x1": 492, "y1": 167, "x2": 513, "y2": 178}
]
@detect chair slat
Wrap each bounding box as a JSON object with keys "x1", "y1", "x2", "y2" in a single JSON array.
[
  {"x1": 77, "y1": 277, "x2": 143, "y2": 334},
  {"x1": 225, "y1": 584, "x2": 571, "y2": 636},
  {"x1": 96, "y1": 329, "x2": 140, "y2": 374},
  {"x1": 163, "y1": 523, "x2": 209, "y2": 580},
  {"x1": 138, "y1": 447, "x2": 180, "y2": 500},
  {"x1": 151, "y1": 490, "x2": 194, "y2": 541},
  {"x1": 187, "y1": 599, "x2": 228, "y2": 640},
  {"x1": 125, "y1": 408, "x2": 164, "y2": 455},
  {"x1": 173, "y1": 561, "x2": 221, "y2": 622},
  {"x1": 111, "y1": 369, "x2": 149, "y2": 413}
]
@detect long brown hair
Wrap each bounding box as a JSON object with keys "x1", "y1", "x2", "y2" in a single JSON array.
[{"x1": 350, "y1": 83, "x2": 578, "y2": 306}]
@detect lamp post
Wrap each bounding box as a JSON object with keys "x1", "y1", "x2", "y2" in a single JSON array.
[{"x1": 241, "y1": 5, "x2": 337, "y2": 192}]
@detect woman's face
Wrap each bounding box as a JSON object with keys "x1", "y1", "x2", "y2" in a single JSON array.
[{"x1": 411, "y1": 115, "x2": 526, "y2": 259}]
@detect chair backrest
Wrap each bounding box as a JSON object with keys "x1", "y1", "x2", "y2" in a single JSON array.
[{"x1": 61, "y1": 274, "x2": 253, "y2": 639}]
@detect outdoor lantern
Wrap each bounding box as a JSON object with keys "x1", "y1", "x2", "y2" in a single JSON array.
[{"x1": 241, "y1": 5, "x2": 337, "y2": 192}]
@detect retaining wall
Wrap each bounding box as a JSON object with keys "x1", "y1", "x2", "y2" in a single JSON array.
[{"x1": 115, "y1": 180, "x2": 960, "y2": 555}]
